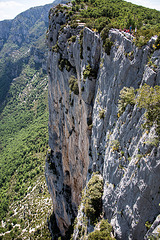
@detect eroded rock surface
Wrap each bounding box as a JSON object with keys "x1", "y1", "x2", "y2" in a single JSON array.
[{"x1": 46, "y1": 8, "x2": 160, "y2": 239}]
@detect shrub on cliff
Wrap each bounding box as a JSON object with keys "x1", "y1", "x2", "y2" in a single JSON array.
[
  {"x1": 100, "y1": 25, "x2": 111, "y2": 41},
  {"x1": 83, "y1": 64, "x2": 97, "y2": 79},
  {"x1": 69, "y1": 75, "x2": 79, "y2": 95},
  {"x1": 103, "y1": 38, "x2": 113, "y2": 55},
  {"x1": 118, "y1": 84, "x2": 160, "y2": 137},
  {"x1": 118, "y1": 87, "x2": 135, "y2": 116},
  {"x1": 136, "y1": 84, "x2": 160, "y2": 136},
  {"x1": 58, "y1": 58, "x2": 72, "y2": 72},
  {"x1": 88, "y1": 219, "x2": 115, "y2": 240},
  {"x1": 83, "y1": 173, "x2": 103, "y2": 224},
  {"x1": 155, "y1": 34, "x2": 160, "y2": 50},
  {"x1": 99, "y1": 108, "x2": 105, "y2": 119}
]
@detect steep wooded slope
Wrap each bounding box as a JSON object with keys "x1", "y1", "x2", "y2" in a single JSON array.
[{"x1": 0, "y1": 1, "x2": 66, "y2": 239}]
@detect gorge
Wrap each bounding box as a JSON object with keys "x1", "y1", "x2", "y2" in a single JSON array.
[
  {"x1": 46, "y1": 2, "x2": 160, "y2": 240},
  {"x1": 0, "y1": 0, "x2": 160, "y2": 239}
]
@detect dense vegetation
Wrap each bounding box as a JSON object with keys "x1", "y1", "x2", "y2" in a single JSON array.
[
  {"x1": 83, "y1": 173, "x2": 104, "y2": 225},
  {"x1": 78, "y1": 0, "x2": 160, "y2": 32},
  {"x1": 70, "y1": 174, "x2": 115, "y2": 239},
  {"x1": 0, "y1": 54, "x2": 53, "y2": 238},
  {"x1": 0, "y1": 3, "x2": 55, "y2": 239},
  {"x1": 53, "y1": 0, "x2": 160, "y2": 49},
  {"x1": 88, "y1": 219, "x2": 115, "y2": 240}
]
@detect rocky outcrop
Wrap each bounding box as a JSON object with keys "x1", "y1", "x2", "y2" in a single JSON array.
[
  {"x1": 0, "y1": 20, "x2": 12, "y2": 50},
  {"x1": 46, "y1": 7, "x2": 160, "y2": 239},
  {"x1": 144, "y1": 214, "x2": 160, "y2": 239}
]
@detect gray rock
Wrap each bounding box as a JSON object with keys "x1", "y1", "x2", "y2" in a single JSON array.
[
  {"x1": 144, "y1": 214, "x2": 160, "y2": 239},
  {"x1": 47, "y1": 11, "x2": 160, "y2": 239}
]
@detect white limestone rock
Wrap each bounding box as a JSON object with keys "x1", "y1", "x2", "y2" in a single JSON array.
[{"x1": 47, "y1": 10, "x2": 160, "y2": 239}]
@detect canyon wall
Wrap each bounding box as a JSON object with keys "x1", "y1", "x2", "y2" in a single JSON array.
[{"x1": 46, "y1": 7, "x2": 160, "y2": 239}]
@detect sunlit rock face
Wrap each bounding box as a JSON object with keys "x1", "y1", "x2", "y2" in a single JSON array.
[{"x1": 46, "y1": 7, "x2": 160, "y2": 239}]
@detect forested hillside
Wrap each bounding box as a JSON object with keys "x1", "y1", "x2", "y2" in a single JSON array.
[{"x1": 0, "y1": 2, "x2": 58, "y2": 239}]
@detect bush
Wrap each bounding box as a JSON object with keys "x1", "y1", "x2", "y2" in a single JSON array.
[
  {"x1": 83, "y1": 64, "x2": 97, "y2": 79},
  {"x1": 88, "y1": 219, "x2": 115, "y2": 240},
  {"x1": 83, "y1": 173, "x2": 103, "y2": 224},
  {"x1": 99, "y1": 108, "x2": 105, "y2": 119},
  {"x1": 111, "y1": 140, "x2": 120, "y2": 152},
  {"x1": 136, "y1": 84, "x2": 160, "y2": 136},
  {"x1": 58, "y1": 58, "x2": 66, "y2": 71},
  {"x1": 118, "y1": 87, "x2": 135, "y2": 116},
  {"x1": 52, "y1": 44, "x2": 59, "y2": 53},
  {"x1": 103, "y1": 38, "x2": 113, "y2": 55},
  {"x1": 135, "y1": 36, "x2": 147, "y2": 48},
  {"x1": 145, "y1": 221, "x2": 152, "y2": 230},
  {"x1": 95, "y1": 18, "x2": 111, "y2": 33},
  {"x1": 69, "y1": 75, "x2": 79, "y2": 95},
  {"x1": 100, "y1": 26, "x2": 110, "y2": 42},
  {"x1": 83, "y1": 64, "x2": 92, "y2": 79},
  {"x1": 13, "y1": 218, "x2": 17, "y2": 225},
  {"x1": 118, "y1": 84, "x2": 160, "y2": 137},
  {"x1": 58, "y1": 58, "x2": 72, "y2": 72},
  {"x1": 155, "y1": 34, "x2": 160, "y2": 50}
]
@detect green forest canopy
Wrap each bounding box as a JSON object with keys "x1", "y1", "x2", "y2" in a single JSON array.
[{"x1": 56, "y1": 0, "x2": 160, "y2": 45}]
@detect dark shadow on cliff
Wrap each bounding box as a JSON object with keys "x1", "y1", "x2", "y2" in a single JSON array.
[
  {"x1": 0, "y1": 57, "x2": 25, "y2": 114},
  {"x1": 48, "y1": 212, "x2": 74, "y2": 240}
]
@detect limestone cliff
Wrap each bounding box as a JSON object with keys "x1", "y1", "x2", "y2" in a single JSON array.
[{"x1": 46, "y1": 6, "x2": 160, "y2": 240}]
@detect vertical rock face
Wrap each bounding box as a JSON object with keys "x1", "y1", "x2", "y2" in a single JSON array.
[
  {"x1": 46, "y1": 8, "x2": 101, "y2": 235},
  {"x1": 0, "y1": 20, "x2": 12, "y2": 50},
  {"x1": 46, "y1": 8, "x2": 160, "y2": 239},
  {"x1": 91, "y1": 30, "x2": 160, "y2": 239}
]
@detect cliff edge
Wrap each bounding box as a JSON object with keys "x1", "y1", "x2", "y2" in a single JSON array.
[{"x1": 46, "y1": 5, "x2": 160, "y2": 239}]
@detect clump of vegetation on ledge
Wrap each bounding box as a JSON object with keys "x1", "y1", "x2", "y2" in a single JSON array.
[
  {"x1": 118, "y1": 87, "x2": 135, "y2": 116},
  {"x1": 83, "y1": 63, "x2": 97, "y2": 80},
  {"x1": 88, "y1": 219, "x2": 115, "y2": 240},
  {"x1": 99, "y1": 108, "x2": 105, "y2": 119},
  {"x1": 71, "y1": 173, "x2": 114, "y2": 239},
  {"x1": 136, "y1": 84, "x2": 160, "y2": 136},
  {"x1": 58, "y1": 57, "x2": 72, "y2": 72},
  {"x1": 69, "y1": 75, "x2": 79, "y2": 95},
  {"x1": 118, "y1": 84, "x2": 160, "y2": 137},
  {"x1": 83, "y1": 173, "x2": 103, "y2": 225}
]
